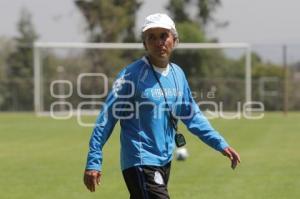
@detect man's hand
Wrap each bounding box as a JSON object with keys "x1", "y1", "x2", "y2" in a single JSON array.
[
  {"x1": 222, "y1": 147, "x2": 241, "y2": 170},
  {"x1": 83, "y1": 170, "x2": 101, "y2": 192}
]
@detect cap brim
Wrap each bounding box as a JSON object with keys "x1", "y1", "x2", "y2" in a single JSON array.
[{"x1": 142, "y1": 24, "x2": 172, "y2": 32}]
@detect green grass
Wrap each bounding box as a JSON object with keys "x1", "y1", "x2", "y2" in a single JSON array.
[{"x1": 0, "y1": 112, "x2": 300, "y2": 199}]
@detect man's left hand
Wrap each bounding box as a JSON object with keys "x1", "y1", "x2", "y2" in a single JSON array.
[{"x1": 222, "y1": 147, "x2": 241, "y2": 170}]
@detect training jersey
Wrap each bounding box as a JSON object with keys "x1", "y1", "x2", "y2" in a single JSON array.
[{"x1": 86, "y1": 56, "x2": 229, "y2": 171}]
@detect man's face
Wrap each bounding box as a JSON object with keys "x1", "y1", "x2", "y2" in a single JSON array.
[{"x1": 143, "y1": 28, "x2": 176, "y2": 65}]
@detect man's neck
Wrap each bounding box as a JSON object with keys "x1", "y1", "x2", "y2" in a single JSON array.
[{"x1": 147, "y1": 55, "x2": 168, "y2": 68}]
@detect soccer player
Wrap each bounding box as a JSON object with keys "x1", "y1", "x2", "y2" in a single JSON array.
[{"x1": 83, "y1": 13, "x2": 240, "y2": 198}]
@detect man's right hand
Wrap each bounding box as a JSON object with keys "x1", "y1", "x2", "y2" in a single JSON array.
[{"x1": 83, "y1": 170, "x2": 101, "y2": 192}]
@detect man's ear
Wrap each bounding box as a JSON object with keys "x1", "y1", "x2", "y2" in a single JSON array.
[
  {"x1": 173, "y1": 38, "x2": 179, "y2": 47},
  {"x1": 143, "y1": 41, "x2": 148, "y2": 50}
]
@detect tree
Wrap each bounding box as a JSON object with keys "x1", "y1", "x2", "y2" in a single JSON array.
[
  {"x1": 0, "y1": 37, "x2": 14, "y2": 109},
  {"x1": 167, "y1": 0, "x2": 223, "y2": 28},
  {"x1": 167, "y1": 0, "x2": 191, "y2": 23},
  {"x1": 75, "y1": 0, "x2": 142, "y2": 99},
  {"x1": 75, "y1": 0, "x2": 141, "y2": 43},
  {"x1": 4, "y1": 8, "x2": 38, "y2": 110},
  {"x1": 75, "y1": 0, "x2": 142, "y2": 73},
  {"x1": 167, "y1": 0, "x2": 225, "y2": 77},
  {"x1": 167, "y1": 0, "x2": 246, "y2": 110},
  {"x1": 197, "y1": 0, "x2": 222, "y2": 27},
  {"x1": 0, "y1": 37, "x2": 14, "y2": 80}
]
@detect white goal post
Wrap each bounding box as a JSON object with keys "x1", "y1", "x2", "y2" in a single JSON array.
[{"x1": 33, "y1": 42, "x2": 251, "y2": 116}]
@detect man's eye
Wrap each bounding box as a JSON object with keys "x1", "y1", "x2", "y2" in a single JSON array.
[
  {"x1": 147, "y1": 36, "x2": 153, "y2": 41},
  {"x1": 147, "y1": 35, "x2": 155, "y2": 40},
  {"x1": 160, "y1": 33, "x2": 169, "y2": 39}
]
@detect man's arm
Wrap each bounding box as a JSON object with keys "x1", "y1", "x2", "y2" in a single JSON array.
[
  {"x1": 83, "y1": 68, "x2": 133, "y2": 191},
  {"x1": 179, "y1": 77, "x2": 240, "y2": 169}
]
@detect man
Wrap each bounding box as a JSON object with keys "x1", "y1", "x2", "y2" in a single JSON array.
[{"x1": 83, "y1": 13, "x2": 240, "y2": 198}]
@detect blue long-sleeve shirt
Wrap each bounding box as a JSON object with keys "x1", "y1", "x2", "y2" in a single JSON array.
[{"x1": 86, "y1": 56, "x2": 229, "y2": 171}]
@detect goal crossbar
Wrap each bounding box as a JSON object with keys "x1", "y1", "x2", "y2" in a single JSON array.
[{"x1": 34, "y1": 42, "x2": 250, "y2": 49}]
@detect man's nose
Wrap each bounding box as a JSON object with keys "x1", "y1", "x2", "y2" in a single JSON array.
[{"x1": 156, "y1": 38, "x2": 165, "y2": 46}]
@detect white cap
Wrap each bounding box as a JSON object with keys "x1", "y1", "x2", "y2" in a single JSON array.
[{"x1": 142, "y1": 13, "x2": 176, "y2": 32}]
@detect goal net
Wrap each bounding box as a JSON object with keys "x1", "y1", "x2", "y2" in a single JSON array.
[{"x1": 33, "y1": 42, "x2": 251, "y2": 120}]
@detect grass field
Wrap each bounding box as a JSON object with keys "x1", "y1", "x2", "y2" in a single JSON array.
[{"x1": 0, "y1": 112, "x2": 299, "y2": 199}]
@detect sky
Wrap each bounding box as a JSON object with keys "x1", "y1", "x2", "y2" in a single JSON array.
[
  {"x1": 212, "y1": 0, "x2": 300, "y2": 44},
  {"x1": 0, "y1": 0, "x2": 300, "y2": 62}
]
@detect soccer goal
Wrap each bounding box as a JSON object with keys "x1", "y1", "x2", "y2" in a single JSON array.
[{"x1": 33, "y1": 42, "x2": 251, "y2": 118}]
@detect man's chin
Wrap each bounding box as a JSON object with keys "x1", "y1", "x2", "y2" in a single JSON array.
[
  {"x1": 158, "y1": 56, "x2": 169, "y2": 62},
  {"x1": 150, "y1": 53, "x2": 170, "y2": 62},
  {"x1": 157, "y1": 53, "x2": 169, "y2": 59}
]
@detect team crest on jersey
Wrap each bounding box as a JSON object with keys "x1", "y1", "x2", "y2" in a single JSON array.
[{"x1": 112, "y1": 73, "x2": 130, "y2": 97}]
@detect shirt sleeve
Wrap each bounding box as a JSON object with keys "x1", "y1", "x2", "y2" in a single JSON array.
[
  {"x1": 179, "y1": 76, "x2": 229, "y2": 152},
  {"x1": 85, "y1": 68, "x2": 133, "y2": 171}
]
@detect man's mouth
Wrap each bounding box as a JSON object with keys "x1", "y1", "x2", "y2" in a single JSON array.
[{"x1": 158, "y1": 48, "x2": 166, "y2": 53}]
